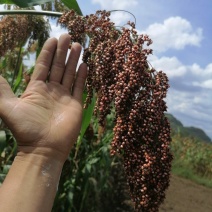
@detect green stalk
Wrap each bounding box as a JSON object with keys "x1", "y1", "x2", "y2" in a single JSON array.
[
  {"x1": 11, "y1": 45, "x2": 22, "y2": 87},
  {"x1": 0, "y1": 10, "x2": 62, "y2": 17}
]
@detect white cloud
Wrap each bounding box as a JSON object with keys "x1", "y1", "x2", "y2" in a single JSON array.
[
  {"x1": 91, "y1": 0, "x2": 138, "y2": 26},
  {"x1": 166, "y1": 88, "x2": 212, "y2": 139},
  {"x1": 190, "y1": 63, "x2": 212, "y2": 76},
  {"x1": 50, "y1": 23, "x2": 67, "y2": 39},
  {"x1": 149, "y1": 55, "x2": 187, "y2": 78},
  {"x1": 141, "y1": 16, "x2": 203, "y2": 53},
  {"x1": 188, "y1": 63, "x2": 212, "y2": 86},
  {"x1": 92, "y1": 0, "x2": 138, "y2": 10},
  {"x1": 149, "y1": 55, "x2": 212, "y2": 138},
  {"x1": 146, "y1": 52, "x2": 212, "y2": 138},
  {"x1": 193, "y1": 80, "x2": 212, "y2": 89},
  {"x1": 110, "y1": 11, "x2": 134, "y2": 26},
  {"x1": 149, "y1": 55, "x2": 212, "y2": 86}
]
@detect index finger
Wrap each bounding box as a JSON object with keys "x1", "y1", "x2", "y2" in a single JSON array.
[{"x1": 30, "y1": 37, "x2": 58, "y2": 81}]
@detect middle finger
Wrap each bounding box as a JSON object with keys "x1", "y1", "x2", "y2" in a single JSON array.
[{"x1": 49, "y1": 34, "x2": 71, "y2": 83}]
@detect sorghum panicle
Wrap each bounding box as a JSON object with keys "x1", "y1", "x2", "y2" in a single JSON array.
[
  {"x1": 0, "y1": 15, "x2": 29, "y2": 57},
  {"x1": 59, "y1": 10, "x2": 173, "y2": 212},
  {"x1": 0, "y1": 15, "x2": 50, "y2": 58}
]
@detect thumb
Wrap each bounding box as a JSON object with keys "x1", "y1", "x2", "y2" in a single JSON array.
[{"x1": 0, "y1": 76, "x2": 16, "y2": 114}]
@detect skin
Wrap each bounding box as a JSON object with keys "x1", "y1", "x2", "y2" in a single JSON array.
[{"x1": 0, "y1": 33, "x2": 87, "y2": 212}]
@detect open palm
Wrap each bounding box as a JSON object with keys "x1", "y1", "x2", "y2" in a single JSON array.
[{"x1": 0, "y1": 34, "x2": 87, "y2": 161}]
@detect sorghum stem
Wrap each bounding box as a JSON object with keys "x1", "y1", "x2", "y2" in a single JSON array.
[{"x1": 0, "y1": 10, "x2": 62, "y2": 17}]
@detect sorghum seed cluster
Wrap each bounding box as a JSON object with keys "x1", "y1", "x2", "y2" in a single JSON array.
[
  {"x1": 59, "y1": 10, "x2": 173, "y2": 211},
  {"x1": 0, "y1": 15, "x2": 50, "y2": 57},
  {"x1": 0, "y1": 15, "x2": 29, "y2": 57}
]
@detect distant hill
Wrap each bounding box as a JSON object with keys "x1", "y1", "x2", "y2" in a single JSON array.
[{"x1": 165, "y1": 113, "x2": 211, "y2": 143}]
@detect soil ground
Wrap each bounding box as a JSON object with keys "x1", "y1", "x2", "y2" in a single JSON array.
[{"x1": 159, "y1": 175, "x2": 212, "y2": 212}]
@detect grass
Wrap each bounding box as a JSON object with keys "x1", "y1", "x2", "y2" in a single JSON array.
[
  {"x1": 172, "y1": 163, "x2": 212, "y2": 188},
  {"x1": 170, "y1": 134, "x2": 212, "y2": 188}
]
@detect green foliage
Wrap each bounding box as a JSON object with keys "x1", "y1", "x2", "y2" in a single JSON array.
[
  {"x1": 0, "y1": 131, "x2": 6, "y2": 154},
  {"x1": 171, "y1": 134, "x2": 212, "y2": 187},
  {"x1": 77, "y1": 92, "x2": 96, "y2": 148},
  {"x1": 165, "y1": 113, "x2": 183, "y2": 129},
  {"x1": 0, "y1": 0, "x2": 82, "y2": 15},
  {"x1": 0, "y1": 0, "x2": 54, "y2": 7},
  {"x1": 0, "y1": 47, "x2": 28, "y2": 96},
  {"x1": 166, "y1": 114, "x2": 212, "y2": 187},
  {"x1": 61, "y1": 0, "x2": 82, "y2": 15},
  {"x1": 183, "y1": 126, "x2": 211, "y2": 142},
  {"x1": 166, "y1": 113, "x2": 211, "y2": 143},
  {"x1": 0, "y1": 129, "x2": 16, "y2": 185},
  {"x1": 0, "y1": 0, "x2": 14, "y2": 4}
]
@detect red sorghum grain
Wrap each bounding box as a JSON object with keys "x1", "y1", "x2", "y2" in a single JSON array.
[{"x1": 59, "y1": 10, "x2": 173, "y2": 212}]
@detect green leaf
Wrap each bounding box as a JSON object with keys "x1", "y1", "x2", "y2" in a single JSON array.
[
  {"x1": 12, "y1": 61, "x2": 23, "y2": 93},
  {"x1": 0, "y1": 0, "x2": 54, "y2": 7},
  {"x1": 2, "y1": 165, "x2": 11, "y2": 174},
  {"x1": 74, "y1": 93, "x2": 95, "y2": 160},
  {"x1": 0, "y1": 130, "x2": 6, "y2": 153},
  {"x1": 77, "y1": 92, "x2": 95, "y2": 147},
  {"x1": 0, "y1": 0, "x2": 82, "y2": 15},
  {"x1": 0, "y1": 0, "x2": 14, "y2": 4},
  {"x1": 61, "y1": 0, "x2": 82, "y2": 15},
  {"x1": 85, "y1": 163, "x2": 91, "y2": 173},
  {"x1": 88, "y1": 157, "x2": 99, "y2": 165},
  {"x1": 0, "y1": 0, "x2": 82, "y2": 14}
]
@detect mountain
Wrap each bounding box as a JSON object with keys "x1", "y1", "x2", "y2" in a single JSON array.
[{"x1": 165, "y1": 113, "x2": 211, "y2": 143}]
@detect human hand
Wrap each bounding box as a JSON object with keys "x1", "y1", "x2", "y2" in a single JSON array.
[{"x1": 0, "y1": 34, "x2": 87, "y2": 163}]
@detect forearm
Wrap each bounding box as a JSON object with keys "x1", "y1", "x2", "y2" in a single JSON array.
[{"x1": 0, "y1": 151, "x2": 64, "y2": 212}]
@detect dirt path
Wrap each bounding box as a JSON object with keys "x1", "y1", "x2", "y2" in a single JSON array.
[{"x1": 159, "y1": 175, "x2": 212, "y2": 212}]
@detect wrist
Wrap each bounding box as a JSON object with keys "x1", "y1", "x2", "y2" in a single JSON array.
[
  {"x1": 17, "y1": 145, "x2": 68, "y2": 166},
  {"x1": 0, "y1": 151, "x2": 64, "y2": 212},
  {"x1": 15, "y1": 149, "x2": 65, "y2": 193}
]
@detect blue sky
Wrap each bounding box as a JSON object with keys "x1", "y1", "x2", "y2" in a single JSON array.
[
  {"x1": 1, "y1": 0, "x2": 212, "y2": 139},
  {"x1": 73, "y1": 0, "x2": 212, "y2": 139}
]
